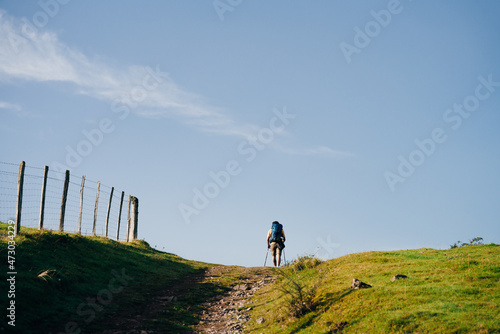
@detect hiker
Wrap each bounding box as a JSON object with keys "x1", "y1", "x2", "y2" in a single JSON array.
[{"x1": 266, "y1": 221, "x2": 286, "y2": 267}]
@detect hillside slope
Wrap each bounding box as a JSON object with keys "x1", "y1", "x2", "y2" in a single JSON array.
[
  {"x1": 0, "y1": 223, "x2": 230, "y2": 333},
  {"x1": 246, "y1": 245, "x2": 500, "y2": 333}
]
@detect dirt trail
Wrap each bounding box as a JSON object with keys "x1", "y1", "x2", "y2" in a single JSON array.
[
  {"x1": 95, "y1": 266, "x2": 275, "y2": 334},
  {"x1": 195, "y1": 266, "x2": 275, "y2": 334}
]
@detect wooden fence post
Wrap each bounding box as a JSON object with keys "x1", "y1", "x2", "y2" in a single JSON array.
[
  {"x1": 93, "y1": 181, "x2": 100, "y2": 236},
  {"x1": 105, "y1": 187, "x2": 114, "y2": 238},
  {"x1": 126, "y1": 195, "x2": 131, "y2": 242},
  {"x1": 15, "y1": 161, "x2": 25, "y2": 236},
  {"x1": 128, "y1": 196, "x2": 139, "y2": 241},
  {"x1": 116, "y1": 191, "x2": 124, "y2": 240},
  {"x1": 38, "y1": 166, "x2": 49, "y2": 230},
  {"x1": 59, "y1": 170, "x2": 70, "y2": 232},
  {"x1": 78, "y1": 175, "x2": 85, "y2": 234}
]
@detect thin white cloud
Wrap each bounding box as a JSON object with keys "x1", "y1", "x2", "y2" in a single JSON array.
[
  {"x1": 0, "y1": 10, "x2": 351, "y2": 158},
  {"x1": 0, "y1": 15, "x2": 79, "y2": 83},
  {"x1": 0, "y1": 101, "x2": 21, "y2": 111},
  {"x1": 273, "y1": 144, "x2": 355, "y2": 158},
  {"x1": 0, "y1": 100, "x2": 38, "y2": 118},
  {"x1": 0, "y1": 10, "x2": 228, "y2": 131}
]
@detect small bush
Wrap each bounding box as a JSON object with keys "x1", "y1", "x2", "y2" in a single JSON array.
[
  {"x1": 290, "y1": 254, "x2": 323, "y2": 271},
  {"x1": 276, "y1": 268, "x2": 318, "y2": 318},
  {"x1": 450, "y1": 237, "x2": 484, "y2": 249}
]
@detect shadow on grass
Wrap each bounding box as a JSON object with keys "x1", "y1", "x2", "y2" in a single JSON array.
[
  {"x1": 288, "y1": 288, "x2": 354, "y2": 334},
  {"x1": 87, "y1": 270, "x2": 232, "y2": 333},
  {"x1": 0, "y1": 225, "x2": 219, "y2": 334}
]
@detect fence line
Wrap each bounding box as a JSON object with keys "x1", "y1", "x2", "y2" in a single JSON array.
[{"x1": 0, "y1": 161, "x2": 138, "y2": 241}]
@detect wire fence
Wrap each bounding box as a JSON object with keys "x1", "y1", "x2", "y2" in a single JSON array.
[{"x1": 0, "y1": 161, "x2": 138, "y2": 241}]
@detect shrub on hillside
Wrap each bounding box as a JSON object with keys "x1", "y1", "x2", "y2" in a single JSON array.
[
  {"x1": 450, "y1": 237, "x2": 484, "y2": 249},
  {"x1": 276, "y1": 261, "x2": 319, "y2": 318},
  {"x1": 290, "y1": 254, "x2": 323, "y2": 271}
]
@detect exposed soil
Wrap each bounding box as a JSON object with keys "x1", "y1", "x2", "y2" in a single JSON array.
[{"x1": 195, "y1": 266, "x2": 275, "y2": 334}]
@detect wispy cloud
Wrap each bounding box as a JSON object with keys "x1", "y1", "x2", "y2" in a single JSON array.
[
  {"x1": 0, "y1": 101, "x2": 21, "y2": 111},
  {"x1": 0, "y1": 10, "x2": 352, "y2": 158},
  {"x1": 273, "y1": 144, "x2": 355, "y2": 158},
  {"x1": 0, "y1": 10, "x2": 230, "y2": 128},
  {"x1": 0, "y1": 100, "x2": 38, "y2": 118}
]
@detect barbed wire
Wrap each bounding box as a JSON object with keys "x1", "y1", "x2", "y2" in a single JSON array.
[{"x1": 0, "y1": 161, "x2": 21, "y2": 167}]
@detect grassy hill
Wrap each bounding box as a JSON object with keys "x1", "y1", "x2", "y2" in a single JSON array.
[
  {"x1": 246, "y1": 245, "x2": 500, "y2": 333},
  {"x1": 1, "y1": 222, "x2": 499, "y2": 333}
]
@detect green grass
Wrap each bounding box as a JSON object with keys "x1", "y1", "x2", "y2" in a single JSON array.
[
  {"x1": 0, "y1": 222, "x2": 230, "y2": 334},
  {"x1": 246, "y1": 246, "x2": 500, "y2": 333}
]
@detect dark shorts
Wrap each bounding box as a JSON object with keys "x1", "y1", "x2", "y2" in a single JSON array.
[{"x1": 270, "y1": 242, "x2": 282, "y2": 257}]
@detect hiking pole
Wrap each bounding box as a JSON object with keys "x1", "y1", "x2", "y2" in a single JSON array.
[
  {"x1": 264, "y1": 247, "x2": 269, "y2": 266},
  {"x1": 282, "y1": 249, "x2": 286, "y2": 267}
]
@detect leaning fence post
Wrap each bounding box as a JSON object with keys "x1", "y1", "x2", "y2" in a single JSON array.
[
  {"x1": 38, "y1": 166, "x2": 49, "y2": 230},
  {"x1": 15, "y1": 161, "x2": 25, "y2": 236},
  {"x1": 128, "y1": 196, "x2": 139, "y2": 241},
  {"x1": 105, "y1": 187, "x2": 114, "y2": 238},
  {"x1": 59, "y1": 170, "x2": 70, "y2": 232},
  {"x1": 78, "y1": 175, "x2": 85, "y2": 234},
  {"x1": 116, "y1": 191, "x2": 124, "y2": 240},
  {"x1": 93, "y1": 181, "x2": 100, "y2": 236},
  {"x1": 126, "y1": 195, "x2": 131, "y2": 242}
]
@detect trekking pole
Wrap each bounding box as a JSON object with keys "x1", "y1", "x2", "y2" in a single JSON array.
[
  {"x1": 264, "y1": 247, "x2": 269, "y2": 266},
  {"x1": 282, "y1": 249, "x2": 286, "y2": 267}
]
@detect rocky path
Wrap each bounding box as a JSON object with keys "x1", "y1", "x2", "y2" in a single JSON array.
[{"x1": 195, "y1": 266, "x2": 275, "y2": 334}]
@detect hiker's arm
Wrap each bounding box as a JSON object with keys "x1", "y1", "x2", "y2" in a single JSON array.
[
  {"x1": 282, "y1": 230, "x2": 286, "y2": 242},
  {"x1": 266, "y1": 230, "x2": 271, "y2": 248}
]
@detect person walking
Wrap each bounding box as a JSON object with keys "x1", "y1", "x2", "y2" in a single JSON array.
[{"x1": 266, "y1": 221, "x2": 286, "y2": 267}]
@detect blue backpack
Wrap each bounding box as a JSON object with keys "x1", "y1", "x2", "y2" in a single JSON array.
[{"x1": 270, "y1": 222, "x2": 284, "y2": 246}]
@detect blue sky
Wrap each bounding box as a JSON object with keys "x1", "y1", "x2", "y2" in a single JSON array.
[{"x1": 1, "y1": 0, "x2": 499, "y2": 266}]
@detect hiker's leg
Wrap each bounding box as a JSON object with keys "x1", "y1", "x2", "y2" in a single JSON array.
[
  {"x1": 270, "y1": 243, "x2": 278, "y2": 267},
  {"x1": 277, "y1": 248, "x2": 282, "y2": 266}
]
